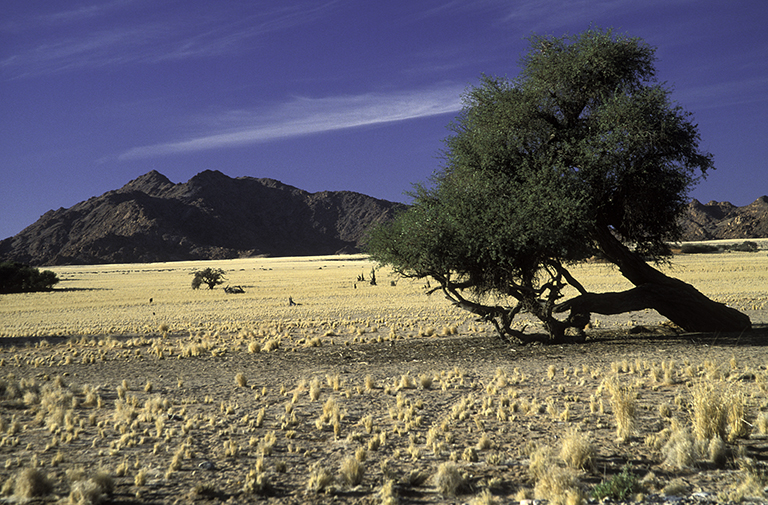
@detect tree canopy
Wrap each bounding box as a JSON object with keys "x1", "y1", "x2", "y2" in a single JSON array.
[
  {"x1": 191, "y1": 268, "x2": 226, "y2": 290},
  {"x1": 367, "y1": 28, "x2": 750, "y2": 342},
  {"x1": 0, "y1": 262, "x2": 59, "y2": 294}
]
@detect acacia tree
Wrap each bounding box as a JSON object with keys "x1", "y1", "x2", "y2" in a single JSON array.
[
  {"x1": 367, "y1": 29, "x2": 751, "y2": 343},
  {"x1": 191, "y1": 268, "x2": 226, "y2": 290}
]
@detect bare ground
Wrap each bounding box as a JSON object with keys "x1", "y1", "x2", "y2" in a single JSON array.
[{"x1": 1, "y1": 323, "x2": 768, "y2": 504}]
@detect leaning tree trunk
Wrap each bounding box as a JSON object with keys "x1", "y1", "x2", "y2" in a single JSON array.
[{"x1": 555, "y1": 226, "x2": 752, "y2": 332}]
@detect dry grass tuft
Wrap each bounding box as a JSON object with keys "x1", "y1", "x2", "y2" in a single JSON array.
[
  {"x1": 559, "y1": 428, "x2": 595, "y2": 471},
  {"x1": 66, "y1": 470, "x2": 113, "y2": 505},
  {"x1": 605, "y1": 376, "x2": 636, "y2": 443},
  {"x1": 378, "y1": 479, "x2": 398, "y2": 505},
  {"x1": 243, "y1": 469, "x2": 271, "y2": 495},
  {"x1": 8, "y1": 467, "x2": 53, "y2": 499},
  {"x1": 690, "y1": 381, "x2": 749, "y2": 442},
  {"x1": 433, "y1": 461, "x2": 465, "y2": 496},
  {"x1": 306, "y1": 462, "x2": 334, "y2": 494},
  {"x1": 470, "y1": 488, "x2": 498, "y2": 505},
  {"x1": 534, "y1": 466, "x2": 584, "y2": 504},
  {"x1": 527, "y1": 444, "x2": 585, "y2": 504},
  {"x1": 339, "y1": 456, "x2": 365, "y2": 486},
  {"x1": 661, "y1": 424, "x2": 701, "y2": 470}
]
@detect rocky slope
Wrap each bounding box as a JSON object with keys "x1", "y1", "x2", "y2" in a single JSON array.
[
  {"x1": 679, "y1": 196, "x2": 768, "y2": 241},
  {"x1": 0, "y1": 170, "x2": 406, "y2": 265}
]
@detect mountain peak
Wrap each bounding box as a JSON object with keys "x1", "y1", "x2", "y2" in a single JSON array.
[
  {"x1": 187, "y1": 169, "x2": 230, "y2": 185},
  {"x1": 0, "y1": 169, "x2": 406, "y2": 265},
  {"x1": 120, "y1": 170, "x2": 175, "y2": 197}
]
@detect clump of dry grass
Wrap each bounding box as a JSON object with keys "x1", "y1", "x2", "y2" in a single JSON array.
[
  {"x1": 559, "y1": 428, "x2": 595, "y2": 471},
  {"x1": 262, "y1": 339, "x2": 279, "y2": 352},
  {"x1": 235, "y1": 373, "x2": 247, "y2": 388},
  {"x1": 470, "y1": 489, "x2": 498, "y2": 505},
  {"x1": 306, "y1": 462, "x2": 335, "y2": 494},
  {"x1": 364, "y1": 374, "x2": 376, "y2": 392},
  {"x1": 433, "y1": 462, "x2": 465, "y2": 496},
  {"x1": 534, "y1": 468, "x2": 583, "y2": 504},
  {"x1": 690, "y1": 381, "x2": 749, "y2": 442},
  {"x1": 605, "y1": 376, "x2": 636, "y2": 443},
  {"x1": 661, "y1": 425, "x2": 699, "y2": 470},
  {"x1": 243, "y1": 469, "x2": 271, "y2": 495},
  {"x1": 66, "y1": 469, "x2": 113, "y2": 505},
  {"x1": 339, "y1": 456, "x2": 364, "y2": 486},
  {"x1": 756, "y1": 411, "x2": 768, "y2": 435},
  {"x1": 399, "y1": 374, "x2": 416, "y2": 390},
  {"x1": 527, "y1": 445, "x2": 585, "y2": 504},
  {"x1": 309, "y1": 378, "x2": 321, "y2": 401},
  {"x1": 4, "y1": 467, "x2": 53, "y2": 499},
  {"x1": 721, "y1": 458, "x2": 768, "y2": 502}
]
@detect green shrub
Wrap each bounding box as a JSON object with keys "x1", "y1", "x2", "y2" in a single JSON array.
[
  {"x1": 592, "y1": 463, "x2": 639, "y2": 501},
  {"x1": 0, "y1": 262, "x2": 59, "y2": 294}
]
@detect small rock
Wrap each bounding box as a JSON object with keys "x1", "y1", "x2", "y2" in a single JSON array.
[{"x1": 198, "y1": 461, "x2": 215, "y2": 470}]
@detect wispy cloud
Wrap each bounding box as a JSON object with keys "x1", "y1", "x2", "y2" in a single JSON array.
[
  {"x1": 117, "y1": 85, "x2": 465, "y2": 160},
  {"x1": 1, "y1": 2, "x2": 339, "y2": 78},
  {"x1": 674, "y1": 76, "x2": 768, "y2": 111}
]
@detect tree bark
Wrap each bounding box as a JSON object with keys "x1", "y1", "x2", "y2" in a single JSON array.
[{"x1": 555, "y1": 226, "x2": 752, "y2": 332}]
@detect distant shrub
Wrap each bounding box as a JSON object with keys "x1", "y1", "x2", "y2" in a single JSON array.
[
  {"x1": 191, "y1": 268, "x2": 226, "y2": 290},
  {"x1": 680, "y1": 243, "x2": 720, "y2": 254},
  {"x1": 727, "y1": 241, "x2": 758, "y2": 252},
  {"x1": 681, "y1": 241, "x2": 760, "y2": 254},
  {"x1": 0, "y1": 262, "x2": 59, "y2": 294}
]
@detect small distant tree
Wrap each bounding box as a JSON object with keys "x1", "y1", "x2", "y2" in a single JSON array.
[
  {"x1": 191, "y1": 268, "x2": 226, "y2": 290},
  {"x1": 0, "y1": 262, "x2": 59, "y2": 294}
]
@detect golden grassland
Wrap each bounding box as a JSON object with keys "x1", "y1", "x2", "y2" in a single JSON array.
[
  {"x1": 2, "y1": 246, "x2": 767, "y2": 340},
  {"x1": 0, "y1": 247, "x2": 768, "y2": 504}
]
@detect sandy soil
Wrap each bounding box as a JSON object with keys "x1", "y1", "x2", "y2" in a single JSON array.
[{"x1": 1, "y1": 317, "x2": 768, "y2": 504}]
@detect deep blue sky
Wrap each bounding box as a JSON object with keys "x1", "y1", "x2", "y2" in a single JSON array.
[{"x1": 2, "y1": 1, "x2": 766, "y2": 240}]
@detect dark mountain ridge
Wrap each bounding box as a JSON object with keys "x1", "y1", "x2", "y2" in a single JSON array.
[
  {"x1": 0, "y1": 170, "x2": 406, "y2": 266},
  {"x1": 1, "y1": 170, "x2": 765, "y2": 266}
]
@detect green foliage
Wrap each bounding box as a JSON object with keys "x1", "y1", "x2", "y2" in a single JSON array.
[
  {"x1": 191, "y1": 268, "x2": 226, "y2": 290},
  {"x1": 367, "y1": 28, "x2": 713, "y2": 341},
  {"x1": 0, "y1": 262, "x2": 59, "y2": 294},
  {"x1": 592, "y1": 463, "x2": 639, "y2": 501}
]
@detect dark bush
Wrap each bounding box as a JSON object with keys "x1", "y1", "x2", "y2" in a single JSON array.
[
  {"x1": 727, "y1": 241, "x2": 759, "y2": 252},
  {"x1": 0, "y1": 262, "x2": 60, "y2": 294},
  {"x1": 680, "y1": 243, "x2": 720, "y2": 254}
]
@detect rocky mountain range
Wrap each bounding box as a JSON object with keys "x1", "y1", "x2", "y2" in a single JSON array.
[
  {"x1": 1, "y1": 169, "x2": 765, "y2": 266},
  {"x1": 0, "y1": 170, "x2": 406, "y2": 266},
  {"x1": 679, "y1": 196, "x2": 768, "y2": 241}
]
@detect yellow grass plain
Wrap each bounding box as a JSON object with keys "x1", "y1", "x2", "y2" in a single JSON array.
[
  {"x1": 2, "y1": 245, "x2": 767, "y2": 340},
  {"x1": 1, "y1": 245, "x2": 768, "y2": 504}
]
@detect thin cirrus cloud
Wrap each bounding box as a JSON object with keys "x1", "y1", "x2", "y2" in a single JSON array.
[
  {"x1": 117, "y1": 86, "x2": 466, "y2": 160},
  {"x1": 1, "y1": 2, "x2": 339, "y2": 78}
]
